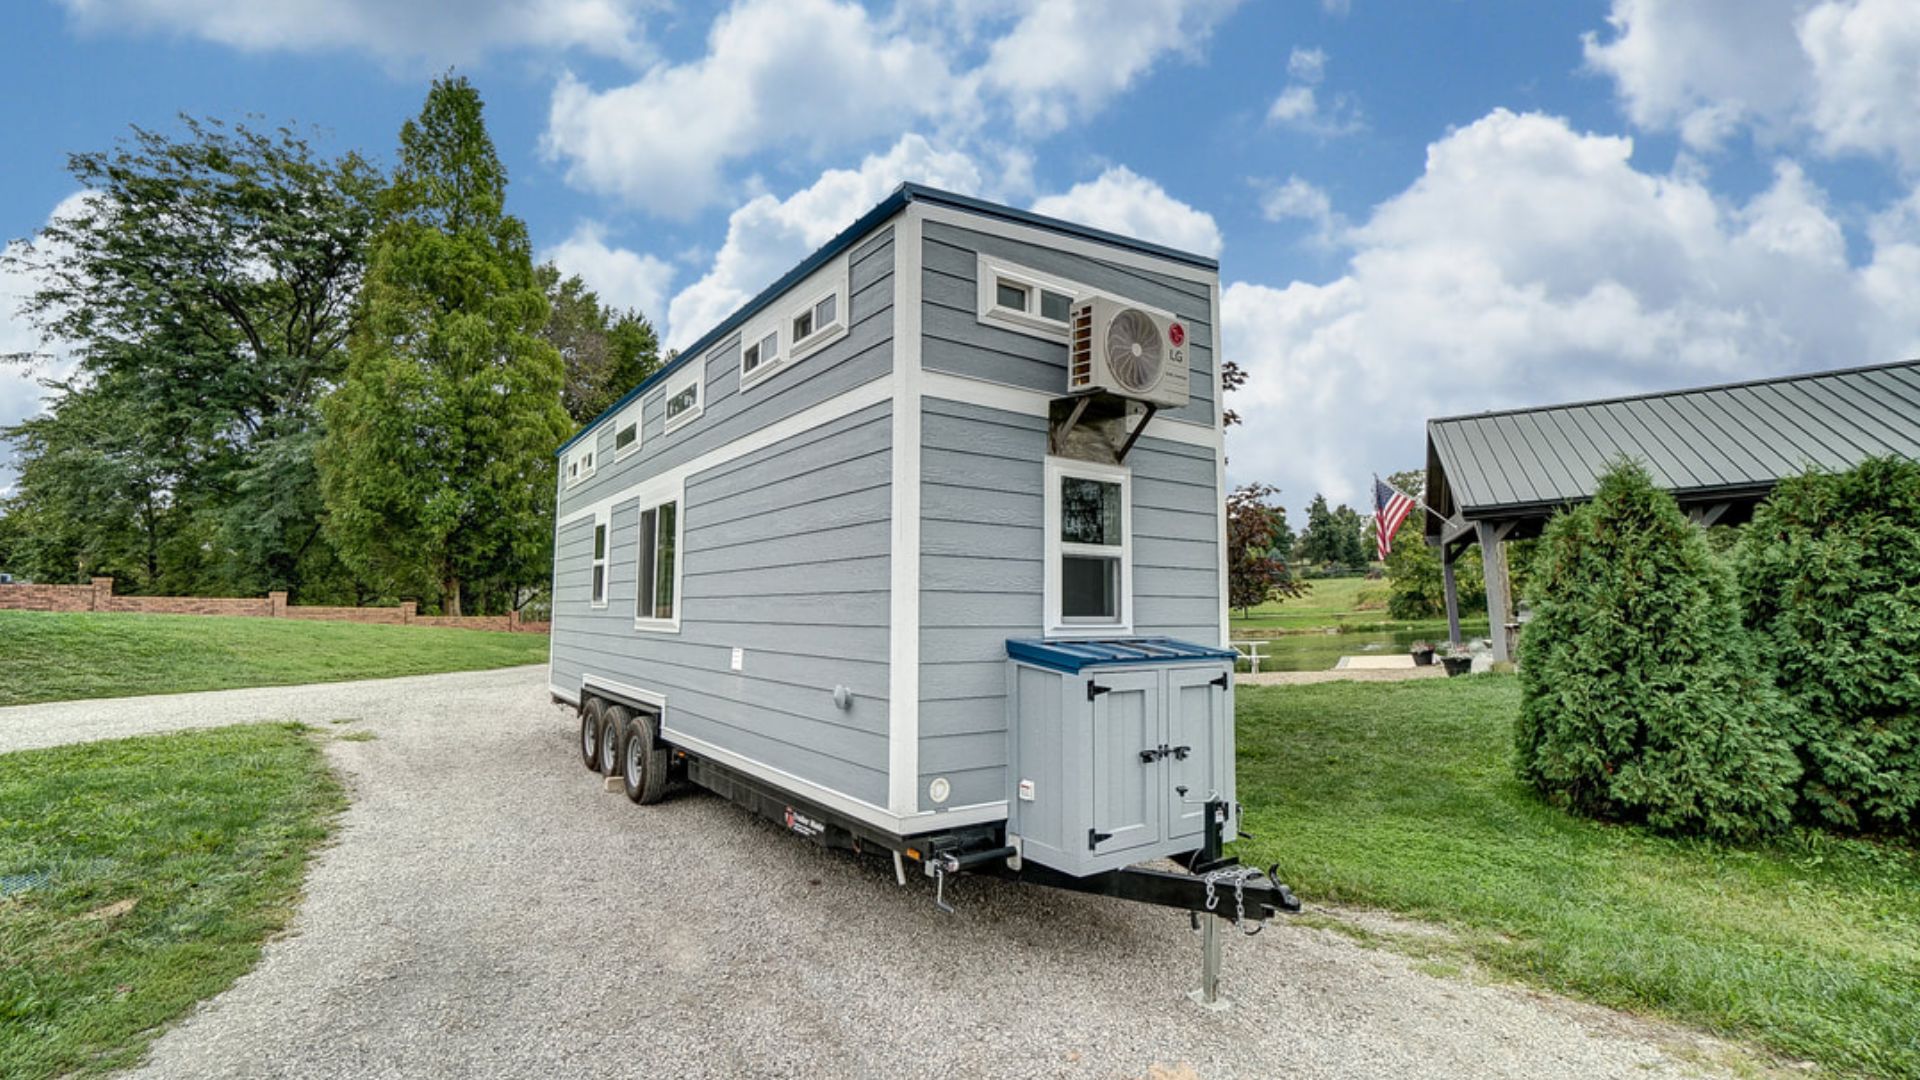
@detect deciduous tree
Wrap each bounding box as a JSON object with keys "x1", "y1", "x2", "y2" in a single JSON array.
[{"x1": 1227, "y1": 482, "x2": 1306, "y2": 615}]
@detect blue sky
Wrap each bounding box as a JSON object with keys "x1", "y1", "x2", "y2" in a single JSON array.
[{"x1": 5, "y1": 0, "x2": 1918, "y2": 518}]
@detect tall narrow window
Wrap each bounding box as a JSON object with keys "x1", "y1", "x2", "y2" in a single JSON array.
[
  {"x1": 636, "y1": 500, "x2": 679, "y2": 626},
  {"x1": 1045, "y1": 459, "x2": 1131, "y2": 635},
  {"x1": 590, "y1": 520, "x2": 608, "y2": 607}
]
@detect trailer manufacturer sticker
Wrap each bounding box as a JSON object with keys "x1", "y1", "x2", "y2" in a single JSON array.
[{"x1": 783, "y1": 807, "x2": 823, "y2": 838}]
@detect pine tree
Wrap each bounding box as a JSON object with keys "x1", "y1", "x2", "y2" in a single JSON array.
[
  {"x1": 320, "y1": 76, "x2": 570, "y2": 615},
  {"x1": 1516, "y1": 461, "x2": 1798, "y2": 838}
]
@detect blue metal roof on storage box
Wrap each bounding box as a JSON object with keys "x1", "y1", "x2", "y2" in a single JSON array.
[
  {"x1": 1005, "y1": 638, "x2": 1238, "y2": 674},
  {"x1": 556, "y1": 183, "x2": 1220, "y2": 458}
]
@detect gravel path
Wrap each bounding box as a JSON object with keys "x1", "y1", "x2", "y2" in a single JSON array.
[{"x1": 4, "y1": 669, "x2": 1740, "y2": 1078}]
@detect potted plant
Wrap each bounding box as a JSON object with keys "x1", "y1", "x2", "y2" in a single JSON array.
[
  {"x1": 1409, "y1": 640, "x2": 1435, "y2": 666},
  {"x1": 1441, "y1": 645, "x2": 1474, "y2": 677}
]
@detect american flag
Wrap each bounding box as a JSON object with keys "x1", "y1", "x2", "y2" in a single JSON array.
[{"x1": 1373, "y1": 477, "x2": 1417, "y2": 561}]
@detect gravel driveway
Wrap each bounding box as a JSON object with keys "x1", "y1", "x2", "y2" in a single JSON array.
[{"x1": 2, "y1": 668, "x2": 1740, "y2": 1079}]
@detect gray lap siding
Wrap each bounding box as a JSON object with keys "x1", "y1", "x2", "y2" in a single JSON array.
[
  {"x1": 550, "y1": 225, "x2": 896, "y2": 810},
  {"x1": 916, "y1": 397, "x2": 1222, "y2": 811}
]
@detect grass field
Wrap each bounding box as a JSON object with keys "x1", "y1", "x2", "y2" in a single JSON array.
[
  {"x1": 1232, "y1": 677, "x2": 1920, "y2": 1077},
  {"x1": 0, "y1": 724, "x2": 342, "y2": 1078},
  {"x1": 1227, "y1": 577, "x2": 1488, "y2": 672},
  {"x1": 0, "y1": 611, "x2": 549, "y2": 707}
]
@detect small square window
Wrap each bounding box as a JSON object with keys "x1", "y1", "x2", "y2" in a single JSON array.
[
  {"x1": 814, "y1": 294, "x2": 836, "y2": 327},
  {"x1": 742, "y1": 340, "x2": 761, "y2": 374},
  {"x1": 614, "y1": 421, "x2": 637, "y2": 454},
  {"x1": 1061, "y1": 554, "x2": 1119, "y2": 620},
  {"x1": 1061, "y1": 477, "x2": 1122, "y2": 545},
  {"x1": 996, "y1": 279, "x2": 1030, "y2": 312},
  {"x1": 1040, "y1": 289, "x2": 1073, "y2": 323},
  {"x1": 667, "y1": 385, "x2": 698, "y2": 421},
  {"x1": 793, "y1": 309, "x2": 814, "y2": 341}
]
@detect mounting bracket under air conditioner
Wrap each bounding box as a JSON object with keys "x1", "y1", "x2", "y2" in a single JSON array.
[{"x1": 1047, "y1": 392, "x2": 1160, "y2": 463}]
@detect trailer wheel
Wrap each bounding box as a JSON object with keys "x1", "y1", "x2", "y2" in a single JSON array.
[
  {"x1": 598, "y1": 704, "x2": 629, "y2": 778},
  {"x1": 580, "y1": 698, "x2": 605, "y2": 772},
  {"x1": 621, "y1": 711, "x2": 668, "y2": 805}
]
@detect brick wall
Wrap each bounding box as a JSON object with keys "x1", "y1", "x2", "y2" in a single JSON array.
[{"x1": 0, "y1": 577, "x2": 544, "y2": 633}]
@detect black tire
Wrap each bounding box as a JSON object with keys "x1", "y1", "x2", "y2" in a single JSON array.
[
  {"x1": 599, "y1": 704, "x2": 630, "y2": 778},
  {"x1": 621, "y1": 711, "x2": 669, "y2": 805},
  {"x1": 579, "y1": 698, "x2": 605, "y2": 772}
]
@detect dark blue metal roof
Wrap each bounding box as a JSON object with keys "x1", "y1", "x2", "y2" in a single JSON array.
[
  {"x1": 556, "y1": 182, "x2": 1220, "y2": 457},
  {"x1": 1005, "y1": 637, "x2": 1238, "y2": 674}
]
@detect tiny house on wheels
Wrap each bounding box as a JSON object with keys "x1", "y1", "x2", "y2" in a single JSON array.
[{"x1": 547, "y1": 185, "x2": 1295, "y2": 1000}]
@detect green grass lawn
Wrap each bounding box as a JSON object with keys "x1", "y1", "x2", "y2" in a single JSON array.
[
  {"x1": 1227, "y1": 577, "x2": 1488, "y2": 671},
  {"x1": 0, "y1": 610, "x2": 549, "y2": 707},
  {"x1": 0, "y1": 724, "x2": 343, "y2": 1078},
  {"x1": 1232, "y1": 677, "x2": 1920, "y2": 1077}
]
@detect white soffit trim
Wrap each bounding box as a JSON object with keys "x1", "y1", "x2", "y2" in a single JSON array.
[
  {"x1": 920, "y1": 370, "x2": 1221, "y2": 451},
  {"x1": 887, "y1": 204, "x2": 925, "y2": 817}
]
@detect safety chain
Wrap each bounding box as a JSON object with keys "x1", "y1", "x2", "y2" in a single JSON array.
[{"x1": 1201, "y1": 866, "x2": 1268, "y2": 936}]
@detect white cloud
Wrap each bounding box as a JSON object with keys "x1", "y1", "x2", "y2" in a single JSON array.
[
  {"x1": 1586, "y1": 0, "x2": 1920, "y2": 167},
  {"x1": 663, "y1": 134, "x2": 983, "y2": 349},
  {"x1": 1222, "y1": 108, "x2": 1920, "y2": 510},
  {"x1": 1259, "y1": 175, "x2": 1347, "y2": 247},
  {"x1": 542, "y1": 0, "x2": 962, "y2": 217},
  {"x1": 1, "y1": 193, "x2": 92, "y2": 493},
  {"x1": 1266, "y1": 47, "x2": 1362, "y2": 135},
  {"x1": 541, "y1": 222, "x2": 675, "y2": 323},
  {"x1": 1030, "y1": 167, "x2": 1223, "y2": 258},
  {"x1": 1799, "y1": 0, "x2": 1920, "y2": 166},
  {"x1": 1287, "y1": 46, "x2": 1326, "y2": 83},
  {"x1": 56, "y1": 0, "x2": 650, "y2": 65},
  {"x1": 544, "y1": 0, "x2": 1240, "y2": 213},
  {"x1": 980, "y1": 0, "x2": 1240, "y2": 135}
]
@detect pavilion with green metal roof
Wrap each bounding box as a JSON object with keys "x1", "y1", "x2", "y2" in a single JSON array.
[{"x1": 1423, "y1": 358, "x2": 1920, "y2": 660}]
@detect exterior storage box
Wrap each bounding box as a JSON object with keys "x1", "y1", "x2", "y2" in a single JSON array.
[{"x1": 1005, "y1": 638, "x2": 1237, "y2": 877}]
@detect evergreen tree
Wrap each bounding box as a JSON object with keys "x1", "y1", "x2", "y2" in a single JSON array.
[
  {"x1": 536, "y1": 264, "x2": 661, "y2": 425},
  {"x1": 320, "y1": 75, "x2": 570, "y2": 615},
  {"x1": 1516, "y1": 461, "x2": 1797, "y2": 839},
  {"x1": 1736, "y1": 457, "x2": 1920, "y2": 836}
]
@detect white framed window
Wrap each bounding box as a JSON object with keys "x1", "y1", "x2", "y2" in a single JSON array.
[
  {"x1": 612, "y1": 402, "x2": 642, "y2": 461},
  {"x1": 590, "y1": 513, "x2": 609, "y2": 608},
  {"x1": 1043, "y1": 457, "x2": 1132, "y2": 637},
  {"x1": 633, "y1": 495, "x2": 682, "y2": 632},
  {"x1": 978, "y1": 255, "x2": 1080, "y2": 341},
  {"x1": 663, "y1": 361, "x2": 703, "y2": 434},
  {"x1": 788, "y1": 286, "x2": 846, "y2": 360},
  {"x1": 739, "y1": 329, "x2": 780, "y2": 389},
  {"x1": 565, "y1": 443, "x2": 597, "y2": 489}
]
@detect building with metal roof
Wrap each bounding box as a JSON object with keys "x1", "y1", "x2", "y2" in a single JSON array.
[{"x1": 1423, "y1": 359, "x2": 1920, "y2": 660}]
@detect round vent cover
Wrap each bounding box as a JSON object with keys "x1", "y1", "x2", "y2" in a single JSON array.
[{"x1": 1104, "y1": 308, "x2": 1164, "y2": 393}]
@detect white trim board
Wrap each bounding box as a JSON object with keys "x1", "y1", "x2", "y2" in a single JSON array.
[
  {"x1": 920, "y1": 370, "x2": 1221, "y2": 451},
  {"x1": 662, "y1": 723, "x2": 1010, "y2": 836},
  {"x1": 886, "y1": 204, "x2": 925, "y2": 818}
]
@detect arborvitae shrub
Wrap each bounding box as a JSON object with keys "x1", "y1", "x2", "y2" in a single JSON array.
[
  {"x1": 1516, "y1": 461, "x2": 1798, "y2": 839},
  {"x1": 1735, "y1": 457, "x2": 1920, "y2": 837}
]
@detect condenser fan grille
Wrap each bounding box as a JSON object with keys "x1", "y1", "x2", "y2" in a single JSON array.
[{"x1": 1104, "y1": 308, "x2": 1164, "y2": 393}]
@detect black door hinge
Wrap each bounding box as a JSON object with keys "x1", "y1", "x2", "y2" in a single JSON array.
[
  {"x1": 1087, "y1": 681, "x2": 1111, "y2": 702},
  {"x1": 1210, "y1": 672, "x2": 1230, "y2": 689},
  {"x1": 1088, "y1": 828, "x2": 1112, "y2": 850}
]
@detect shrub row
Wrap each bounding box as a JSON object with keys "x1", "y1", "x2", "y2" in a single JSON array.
[{"x1": 1515, "y1": 457, "x2": 1920, "y2": 841}]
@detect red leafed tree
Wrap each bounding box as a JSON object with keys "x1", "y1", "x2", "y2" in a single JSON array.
[{"x1": 1227, "y1": 482, "x2": 1306, "y2": 616}]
